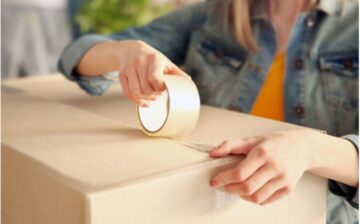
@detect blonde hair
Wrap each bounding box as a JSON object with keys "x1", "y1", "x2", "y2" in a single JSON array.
[
  {"x1": 230, "y1": 0, "x2": 318, "y2": 51},
  {"x1": 218, "y1": 0, "x2": 260, "y2": 52},
  {"x1": 232, "y1": 0, "x2": 259, "y2": 52}
]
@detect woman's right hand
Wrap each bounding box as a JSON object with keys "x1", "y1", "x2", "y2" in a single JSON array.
[
  {"x1": 77, "y1": 39, "x2": 189, "y2": 107},
  {"x1": 112, "y1": 40, "x2": 189, "y2": 107}
]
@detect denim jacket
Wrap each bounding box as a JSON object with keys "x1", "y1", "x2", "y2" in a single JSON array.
[{"x1": 58, "y1": 0, "x2": 359, "y2": 218}]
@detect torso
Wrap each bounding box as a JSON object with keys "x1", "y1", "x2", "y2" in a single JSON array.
[{"x1": 183, "y1": 0, "x2": 358, "y2": 136}]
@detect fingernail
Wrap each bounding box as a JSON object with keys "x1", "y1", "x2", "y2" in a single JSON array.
[
  {"x1": 209, "y1": 150, "x2": 216, "y2": 156},
  {"x1": 139, "y1": 101, "x2": 149, "y2": 107},
  {"x1": 209, "y1": 147, "x2": 220, "y2": 155},
  {"x1": 210, "y1": 179, "x2": 219, "y2": 187}
]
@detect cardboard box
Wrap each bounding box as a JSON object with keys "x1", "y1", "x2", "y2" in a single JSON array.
[
  {"x1": 2, "y1": 75, "x2": 327, "y2": 224},
  {"x1": 3, "y1": 75, "x2": 317, "y2": 146}
]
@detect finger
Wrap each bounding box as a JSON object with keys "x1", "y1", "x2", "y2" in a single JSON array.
[
  {"x1": 138, "y1": 98, "x2": 150, "y2": 108},
  {"x1": 210, "y1": 137, "x2": 262, "y2": 158},
  {"x1": 260, "y1": 186, "x2": 290, "y2": 206},
  {"x1": 238, "y1": 195, "x2": 254, "y2": 204},
  {"x1": 165, "y1": 63, "x2": 189, "y2": 77},
  {"x1": 256, "y1": 176, "x2": 287, "y2": 205},
  {"x1": 147, "y1": 54, "x2": 166, "y2": 91},
  {"x1": 137, "y1": 63, "x2": 156, "y2": 96},
  {"x1": 153, "y1": 91, "x2": 163, "y2": 96},
  {"x1": 126, "y1": 68, "x2": 146, "y2": 105},
  {"x1": 224, "y1": 164, "x2": 277, "y2": 196},
  {"x1": 143, "y1": 94, "x2": 157, "y2": 101},
  {"x1": 210, "y1": 151, "x2": 266, "y2": 188},
  {"x1": 119, "y1": 73, "x2": 132, "y2": 100},
  {"x1": 241, "y1": 177, "x2": 286, "y2": 205}
]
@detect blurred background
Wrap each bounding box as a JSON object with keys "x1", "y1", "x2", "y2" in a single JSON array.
[{"x1": 1, "y1": 0, "x2": 200, "y2": 80}]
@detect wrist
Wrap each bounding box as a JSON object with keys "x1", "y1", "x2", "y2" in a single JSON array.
[
  {"x1": 102, "y1": 41, "x2": 123, "y2": 71},
  {"x1": 294, "y1": 129, "x2": 320, "y2": 171},
  {"x1": 307, "y1": 130, "x2": 334, "y2": 171},
  {"x1": 112, "y1": 40, "x2": 143, "y2": 60},
  {"x1": 77, "y1": 40, "x2": 121, "y2": 76},
  {"x1": 307, "y1": 131, "x2": 359, "y2": 187}
]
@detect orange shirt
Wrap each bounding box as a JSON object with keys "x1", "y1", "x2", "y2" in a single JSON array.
[{"x1": 251, "y1": 53, "x2": 285, "y2": 121}]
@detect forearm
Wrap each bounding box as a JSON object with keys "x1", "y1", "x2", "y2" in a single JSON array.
[
  {"x1": 308, "y1": 131, "x2": 358, "y2": 187},
  {"x1": 58, "y1": 2, "x2": 205, "y2": 96},
  {"x1": 77, "y1": 41, "x2": 120, "y2": 76}
]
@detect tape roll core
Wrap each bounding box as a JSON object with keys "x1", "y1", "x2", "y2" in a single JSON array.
[
  {"x1": 138, "y1": 91, "x2": 169, "y2": 133},
  {"x1": 137, "y1": 75, "x2": 200, "y2": 138}
]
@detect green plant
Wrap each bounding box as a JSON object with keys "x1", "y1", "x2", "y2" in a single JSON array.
[{"x1": 76, "y1": 0, "x2": 172, "y2": 34}]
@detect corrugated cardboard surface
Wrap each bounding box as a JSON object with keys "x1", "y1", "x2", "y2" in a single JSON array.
[
  {"x1": 2, "y1": 75, "x2": 327, "y2": 224},
  {"x1": 2, "y1": 144, "x2": 87, "y2": 224},
  {"x1": 3, "y1": 74, "x2": 312, "y2": 146},
  {"x1": 2, "y1": 92, "x2": 209, "y2": 191}
]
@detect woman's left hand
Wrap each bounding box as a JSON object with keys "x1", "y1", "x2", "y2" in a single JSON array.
[{"x1": 209, "y1": 129, "x2": 315, "y2": 206}]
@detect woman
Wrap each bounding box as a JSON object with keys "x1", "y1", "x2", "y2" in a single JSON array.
[{"x1": 59, "y1": 0, "x2": 358, "y2": 222}]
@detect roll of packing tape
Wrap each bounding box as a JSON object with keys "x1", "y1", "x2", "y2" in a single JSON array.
[{"x1": 137, "y1": 75, "x2": 200, "y2": 138}]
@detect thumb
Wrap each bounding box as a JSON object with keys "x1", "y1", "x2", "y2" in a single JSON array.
[
  {"x1": 165, "y1": 63, "x2": 190, "y2": 78},
  {"x1": 209, "y1": 137, "x2": 262, "y2": 158}
]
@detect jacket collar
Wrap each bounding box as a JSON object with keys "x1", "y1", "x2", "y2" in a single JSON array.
[
  {"x1": 251, "y1": 0, "x2": 351, "y2": 20},
  {"x1": 317, "y1": 0, "x2": 352, "y2": 16}
]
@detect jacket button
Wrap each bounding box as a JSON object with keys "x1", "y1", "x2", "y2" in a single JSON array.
[
  {"x1": 293, "y1": 106, "x2": 305, "y2": 117},
  {"x1": 294, "y1": 59, "x2": 304, "y2": 70},
  {"x1": 306, "y1": 14, "x2": 315, "y2": 27},
  {"x1": 215, "y1": 49, "x2": 224, "y2": 58}
]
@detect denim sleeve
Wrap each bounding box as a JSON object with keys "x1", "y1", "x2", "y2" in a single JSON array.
[
  {"x1": 329, "y1": 135, "x2": 359, "y2": 209},
  {"x1": 58, "y1": 2, "x2": 206, "y2": 96}
]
